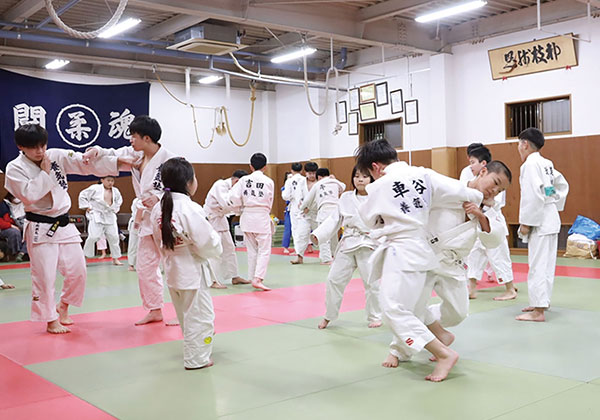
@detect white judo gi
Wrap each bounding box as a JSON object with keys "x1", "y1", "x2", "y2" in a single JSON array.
[
  {"x1": 127, "y1": 198, "x2": 140, "y2": 268},
  {"x1": 460, "y1": 167, "x2": 514, "y2": 284},
  {"x1": 424, "y1": 201, "x2": 506, "y2": 328},
  {"x1": 151, "y1": 193, "x2": 222, "y2": 369},
  {"x1": 312, "y1": 190, "x2": 381, "y2": 324},
  {"x1": 78, "y1": 183, "x2": 123, "y2": 259},
  {"x1": 227, "y1": 170, "x2": 274, "y2": 281},
  {"x1": 301, "y1": 176, "x2": 346, "y2": 263},
  {"x1": 282, "y1": 173, "x2": 312, "y2": 256},
  {"x1": 204, "y1": 178, "x2": 240, "y2": 283},
  {"x1": 519, "y1": 152, "x2": 569, "y2": 308},
  {"x1": 97, "y1": 145, "x2": 175, "y2": 311},
  {"x1": 360, "y1": 161, "x2": 482, "y2": 361},
  {"x1": 4, "y1": 149, "x2": 118, "y2": 322}
]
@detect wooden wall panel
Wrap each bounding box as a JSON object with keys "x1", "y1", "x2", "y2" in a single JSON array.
[{"x1": 431, "y1": 147, "x2": 458, "y2": 177}]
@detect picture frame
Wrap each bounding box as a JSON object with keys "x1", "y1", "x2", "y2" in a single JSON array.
[
  {"x1": 405, "y1": 99, "x2": 419, "y2": 124},
  {"x1": 359, "y1": 83, "x2": 376, "y2": 104},
  {"x1": 336, "y1": 100, "x2": 347, "y2": 124},
  {"x1": 375, "y1": 82, "x2": 389, "y2": 106},
  {"x1": 390, "y1": 89, "x2": 404, "y2": 114},
  {"x1": 359, "y1": 102, "x2": 377, "y2": 121},
  {"x1": 349, "y1": 88, "x2": 359, "y2": 111},
  {"x1": 348, "y1": 112, "x2": 359, "y2": 135}
]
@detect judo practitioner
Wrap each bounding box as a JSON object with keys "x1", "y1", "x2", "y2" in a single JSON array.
[
  {"x1": 151, "y1": 157, "x2": 222, "y2": 370},
  {"x1": 79, "y1": 176, "x2": 123, "y2": 265},
  {"x1": 84, "y1": 115, "x2": 175, "y2": 325},
  {"x1": 356, "y1": 139, "x2": 482, "y2": 382},
  {"x1": 227, "y1": 153, "x2": 274, "y2": 291},
  {"x1": 281, "y1": 163, "x2": 306, "y2": 258},
  {"x1": 204, "y1": 170, "x2": 251, "y2": 288},
  {"x1": 4, "y1": 124, "x2": 124, "y2": 334},
  {"x1": 300, "y1": 168, "x2": 346, "y2": 264},
  {"x1": 516, "y1": 128, "x2": 569, "y2": 322},
  {"x1": 315, "y1": 165, "x2": 382, "y2": 329}
]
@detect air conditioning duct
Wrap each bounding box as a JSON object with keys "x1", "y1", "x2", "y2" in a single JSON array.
[{"x1": 168, "y1": 23, "x2": 246, "y2": 56}]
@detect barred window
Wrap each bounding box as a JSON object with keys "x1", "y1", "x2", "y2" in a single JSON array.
[{"x1": 506, "y1": 95, "x2": 571, "y2": 138}]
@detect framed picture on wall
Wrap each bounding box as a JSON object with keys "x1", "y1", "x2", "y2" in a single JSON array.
[
  {"x1": 390, "y1": 89, "x2": 403, "y2": 114},
  {"x1": 359, "y1": 102, "x2": 377, "y2": 121},
  {"x1": 336, "y1": 101, "x2": 347, "y2": 124},
  {"x1": 376, "y1": 82, "x2": 389, "y2": 106},
  {"x1": 359, "y1": 83, "x2": 376, "y2": 104},
  {"x1": 348, "y1": 112, "x2": 359, "y2": 135},
  {"x1": 405, "y1": 99, "x2": 419, "y2": 124},
  {"x1": 349, "y1": 88, "x2": 359, "y2": 111}
]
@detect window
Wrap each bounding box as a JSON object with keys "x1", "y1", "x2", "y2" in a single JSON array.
[
  {"x1": 360, "y1": 118, "x2": 403, "y2": 148},
  {"x1": 505, "y1": 95, "x2": 571, "y2": 138}
]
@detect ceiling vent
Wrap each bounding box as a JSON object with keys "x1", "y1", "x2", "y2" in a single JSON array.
[{"x1": 168, "y1": 23, "x2": 246, "y2": 56}]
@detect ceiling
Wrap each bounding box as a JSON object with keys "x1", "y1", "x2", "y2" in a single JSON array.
[{"x1": 0, "y1": 0, "x2": 596, "y2": 86}]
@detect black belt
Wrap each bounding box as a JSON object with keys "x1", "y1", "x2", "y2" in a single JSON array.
[{"x1": 26, "y1": 212, "x2": 70, "y2": 237}]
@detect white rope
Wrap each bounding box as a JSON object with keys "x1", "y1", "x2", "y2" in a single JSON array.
[
  {"x1": 302, "y1": 39, "x2": 340, "y2": 125},
  {"x1": 44, "y1": 0, "x2": 129, "y2": 39}
]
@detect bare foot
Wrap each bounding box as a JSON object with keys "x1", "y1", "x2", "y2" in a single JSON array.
[
  {"x1": 382, "y1": 353, "x2": 399, "y2": 368},
  {"x1": 128, "y1": 265, "x2": 136, "y2": 271},
  {"x1": 100, "y1": 252, "x2": 107, "y2": 259},
  {"x1": 468, "y1": 278, "x2": 477, "y2": 299},
  {"x1": 318, "y1": 319, "x2": 330, "y2": 329},
  {"x1": 521, "y1": 306, "x2": 535, "y2": 312},
  {"x1": 320, "y1": 261, "x2": 332, "y2": 265},
  {"x1": 232, "y1": 277, "x2": 251, "y2": 285},
  {"x1": 165, "y1": 318, "x2": 180, "y2": 326},
  {"x1": 1, "y1": 283, "x2": 15, "y2": 289},
  {"x1": 185, "y1": 360, "x2": 214, "y2": 370},
  {"x1": 494, "y1": 289, "x2": 518, "y2": 301},
  {"x1": 47, "y1": 319, "x2": 71, "y2": 334},
  {"x1": 290, "y1": 257, "x2": 303, "y2": 265},
  {"x1": 113, "y1": 258, "x2": 123, "y2": 266},
  {"x1": 516, "y1": 310, "x2": 545, "y2": 322},
  {"x1": 56, "y1": 302, "x2": 74, "y2": 325},
  {"x1": 210, "y1": 282, "x2": 228, "y2": 289},
  {"x1": 283, "y1": 248, "x2": 290, "y2": 254},
  {"x1": 368, "y1": 321, "x2": 382, "y2": 328},
  {"x1": 135, "y1": 309, "x2": 163, "y2": 325},
  {"x1": 252, "y1": 280, "x2": 271, "y2": 291},
  {"x1": 425, "y1": 349, "x2": 459, "y2": 382}
]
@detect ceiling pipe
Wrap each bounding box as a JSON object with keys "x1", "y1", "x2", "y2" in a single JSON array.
[{"x1": 36, "y1": 0, "x2": 82, "y2": 30}]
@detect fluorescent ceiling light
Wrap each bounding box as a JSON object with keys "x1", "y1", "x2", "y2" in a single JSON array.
[
  {"x1": 271, "y1": 47, "x2": 317, "y2": 64},
  {"x1": 45, "y1": 59, "x2": 70, "y2": 70},
  {"x1": 198, "y1": 75, "x2": 223, "y2": 84},
  {"x1": 98, "y1": 18, "x2": 141, "y2": 38},
  {"x1": 415, "y1": 1, "x2": 487, "y2": 23}
]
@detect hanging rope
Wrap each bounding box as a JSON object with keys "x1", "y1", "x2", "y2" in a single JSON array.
[
  {"x1": 220, "y1": 82, "x2": 256, "y2": 147},
  {"x1": 44, "y1": 0, "x2": 129, "y2": 39}
]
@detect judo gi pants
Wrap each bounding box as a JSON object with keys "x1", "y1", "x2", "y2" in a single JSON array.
[
  {"x1": 83, "y1": 220, "x2": 121, "y2": 259},
  {"x1": 527, "y1": 229, "x2": 558, "y2": 308},
  {"x1": 325, "y1": 248, "x2": 381, "y2": 323},
  {"x1": 127, "y1": 219, "x2": 139, "y2": 267},
  {"x1": 169, "y1": 286, "x2": 215, "y2": 369},
  {"x1": 137, "y1": 235, "x2": 164, "y2": 310},
  {"x1": 28, "y1": 241, "x2": 86, "y2": 322},
  {"x1": 214, "y1": 230, "x2": 239, "y2": 282},
  {"x1": 423, "y1": 273, "x2": 469, "y2": 328},
  {"x1": 291, "y1": 212, "x2": 311, "y2": 257},
  {"x1": 467, "y1": 237, "x2": 513, "y2": 284},
  {"x1": 244, "y1": 231, "x2": 272, "y2": 281}
]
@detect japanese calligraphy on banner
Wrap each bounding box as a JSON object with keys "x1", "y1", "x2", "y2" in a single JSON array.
[
  {"x1": 488, "y1": 34, "x2": 578, "y2": 80},
  {"x1": 0, "y1": 68, "x2": 149, "y2": 176}
]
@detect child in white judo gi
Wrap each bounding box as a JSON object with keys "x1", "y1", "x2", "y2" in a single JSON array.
[
  {"x1": 4, "y1": 124, "x2": 124, "y2": 334},
  {"x1": 301, "y1": 168, "x2": 346, "y2": 264},
  {"x1": 281, "y1": 163, "x2": 306, "y2": 259},
  {"x1": 204, "y1": 170, "x2": 251, "y2": 288},
  {"x1": 424, "y1": 161, "x2": 513, "y2": 352},
  {"x1": 151, "y1": 157, "x2": 222, "y2": 370},
  {"x1": 227, "y1": 153, "x2": 274, "y2": 291},
  {"x1": 84, "y1": 115, "x2": 175, "y2": 325},
  {"x1": 516, "y1": 128, "x2": 569, "y2": 322},
  {"x1": 460, "y1": 144, "x2": 517, "y2": 301},
  {"x1": 79, "y1": 176, "x2": 123, "y2": 265},
  {"x1": 356, "y1": 139, "x2": 482, "y2": 382},
  {"x1": 315, "y1": 165, "x2": 382, "y2": 329}
]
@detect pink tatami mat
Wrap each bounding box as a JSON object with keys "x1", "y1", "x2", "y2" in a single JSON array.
[{"x1": 0, "y1": 355, "x2": 115, "y2": 419}]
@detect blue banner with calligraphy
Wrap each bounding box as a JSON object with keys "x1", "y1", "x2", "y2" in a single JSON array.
[{"x1": 0, "y1": 68, "x2": 149, "y2": 178}]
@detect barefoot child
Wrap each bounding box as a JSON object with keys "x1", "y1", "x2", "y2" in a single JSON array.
[
  {"x1": 516, "y1": 128, "x2": 569, "y2": 322},
  {"x1": 204, "y1": 170, "x2": 251, "y2": 288},
  {"x1": 4, "y1": 124, "x2": 123, "y2": 334},
  {"x1": 356, "y1": 139, "x2": 482, "y2": 382},
  {"x1": 316, "y1": 166, "x2": 382, "y2": 329},
  {"x1": 460, "y1": 144, "x2": 516, "y2": 300},
  {"x1": 151, "y1": 157, "x2": 222, "y2": 370},
  {"x1": 79, "y1": 176, "x2": 123, "y2": 265},
  {"x1": 226, "y1": 153, "x2": 274, "y2": 291},
  {"x1": 282, "y1": 163, "x2": 307, "y2": 260},
  {"x1": 300, "y1": 168, "x2": 346, "y2": 264}
]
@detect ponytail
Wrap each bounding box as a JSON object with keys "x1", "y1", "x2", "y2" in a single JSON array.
[{"x1": 161, "y1": 188, "x2": 176, "y2": 250}]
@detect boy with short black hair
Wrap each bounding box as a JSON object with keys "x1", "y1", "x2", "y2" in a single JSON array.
[{"x1": 516, "y1": 128, "x2": 569, "y2": 322}]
